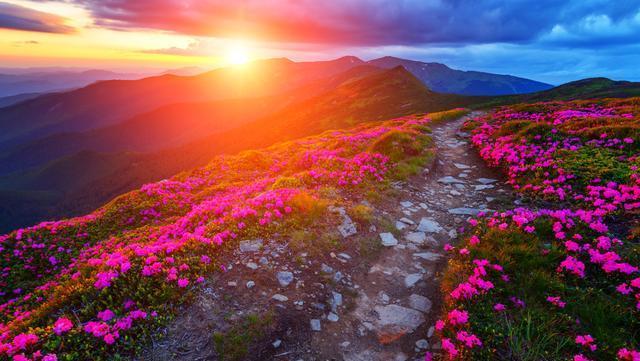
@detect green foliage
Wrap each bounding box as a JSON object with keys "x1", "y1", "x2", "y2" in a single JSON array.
[
  {"x1": 212, "y1": 312, "x2": 274, "y2": 361},
  {"x1": 560, "y1": 147, "x2": 635, "y2": 187}
]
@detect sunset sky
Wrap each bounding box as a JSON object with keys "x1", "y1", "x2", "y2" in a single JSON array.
[{"x1": 1, "y1": 0, "x2": 639, "y2": 84}]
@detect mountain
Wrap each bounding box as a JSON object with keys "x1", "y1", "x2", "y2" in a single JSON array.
[
  {"x1": 0, "y1": 57, "x2": 368, "y2": 150},
  {"x1": 0, "y1": 66, "x2": 473, "y2": 232},
  {"x1": 480, "y1": 77, "x2": 640, "y2": 106},
  {"x1": 0, "y1": 92, "x2": 41, "y2": 108},
  {"x1": 0, "y1": 69, "x2": 145, "y2": 98},
  {"x1": 368, "y1": 56, "x2": 553, "y2": 96},
  {"x1": 0, "y1": 65, "x2": 382, "y2": 175}
]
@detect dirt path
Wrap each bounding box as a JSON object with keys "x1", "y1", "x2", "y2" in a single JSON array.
[
  {"x1": 303, "y1": 111, "x2": 517, "y2": 361},
  {"x1": 141, "y1": 112, "x2": 518, "y2": 361}
]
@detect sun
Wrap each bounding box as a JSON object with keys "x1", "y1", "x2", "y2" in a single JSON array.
[{"x1": 226, "y1": 45, "x2": 249, "y2": 66}]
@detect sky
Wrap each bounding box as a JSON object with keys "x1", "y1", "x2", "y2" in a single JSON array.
[{"x1": 0, "y1": 0, "x2": 639, "y2": 84}]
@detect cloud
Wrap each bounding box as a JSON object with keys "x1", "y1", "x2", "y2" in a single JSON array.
[
  {"x1": 0, "y1": 2, "x2": 75, "y2": 33},
  {"x1": 68, "y1": 0, "x2": 639, "y2": 47}
]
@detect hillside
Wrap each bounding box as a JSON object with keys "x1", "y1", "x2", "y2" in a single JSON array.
[
  {"x1": 0, "y1": 67, "x2": 472, "y2": 232},
  {"x1": 368, "y1": 56, "x2": 552, "y2": 95},
  {"x1": 0, "y1": 106, "x2": 456, "y2": 360},
  {"x1": 0, "y1": 65, "x2": 382, "y2": 175},
  {"x1": 440, "y1": 98, "x2": 640, "y2": 360},
  {"x1": 480, "y1": 77, "x2": 640, "y2": 106},
  {"x1": 0, "y1": 57, "x2": 365, "y2": 150}
]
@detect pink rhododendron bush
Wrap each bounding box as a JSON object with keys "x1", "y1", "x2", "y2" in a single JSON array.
[
  {"x1": 439, "y1": 99, "x2": 640, "y2": 360},
  {"x1": 0, "y1": 112, "x2": 444, "y2": 360}
]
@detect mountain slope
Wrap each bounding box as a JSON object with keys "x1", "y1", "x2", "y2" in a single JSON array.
[
  {"x1": 0, "y1": 57, "x2": 366, "y2": 150},
  {"x1": 0, "y1": 69, "x2": 144, "y2": 97},
  {"x1": 0, "y1": 66, "x2": 472, "y2": 232},
  {"x1": 481, "y1": 77, "x2": 640, "y2": 106},
  {"x1": 0, "y1": 65, "x2": 382, "y2": 175},
  {"x1": 368, "y1": 56, "x2": 552, "y2": 96}
]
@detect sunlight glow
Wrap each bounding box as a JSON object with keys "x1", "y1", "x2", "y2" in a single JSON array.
[{"x1": 226, "y1": 44, "x2": 250, "y2": 66}]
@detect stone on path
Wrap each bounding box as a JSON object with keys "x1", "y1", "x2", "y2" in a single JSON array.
[
  {"x1": 408, "y1": 294, "x2": 432, "y2": 313},
  {"x1": 373, "y1": 304, "x2": 425, "y2": 342},
  {"x1": 400, "y1": 201, "x2": 414, "y2": 208},
  {"x1": 276, "y1": 271, "x2": 294, "y2": 287},
  {"x1": 310, "y1": 319, "x2": 322, "y2": 331},
  {"x1": 330, "y1": 206, "x2": 358, "y2": 238},
  {"x1": 477, "y1": 177, "x2": 498, "y2": 184},
  {"x1": 405, "y1": 232, "x2": 426, "y2": 245},
  {"x1": 239, "y1": 239, "x2": 263, "y2": 253},
  {"x1": 453, "y1": 163, "x2": 470, "y2": 169},
  {"x1": 417, "y1": 217, "x2": 443, "y2": 233},
  {"x1": 272, "y1": 294, "x2": 288, "y2": 302},
  {"x1": 416, "y1": 339, "x2": 430, "y2": 349},
  {"x1": 438, "y1": 176, "x2": 465, "y2": 184},
  {"x1": 474, "y1": 184, "x2": 494, "y2": 191},
  {"x1": 327, "y1": 312, "x2": 339, "y2": 322},
  {"x1": 448, "y1": 207, "x2": 482, "y2": 216},
  {"x1": 380, "y1": 233, "x2": 399, "y2": 247},
  {"x1": 413, "y1": 252, "x2": 442, "y2": 261},
  {"x1": 404, "y1": 273, "x2": 422, "y2": 288}
]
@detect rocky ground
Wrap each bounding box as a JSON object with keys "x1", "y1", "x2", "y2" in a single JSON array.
[{"x1": 141, "y1": 112, "x2": 519, "y2": 361}]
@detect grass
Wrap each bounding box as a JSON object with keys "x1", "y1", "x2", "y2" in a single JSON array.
[{"x1": 212, "y1": 312, "x2": 274, "y2": 361}]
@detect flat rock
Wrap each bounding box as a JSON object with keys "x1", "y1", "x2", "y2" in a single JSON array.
[
  {"x1": 395, "y1": 221, "x2": 408, "y2": 231},
  {"x1": 246, "y1": 262, "x2": 258, "y2": 270},
  {"x1": 437, "y1": 176, "x2": 465, "y2": 184},
  {"x1": 417, "y1": 218, "x2": 443, "y2": 233},
  {"x1": 400, "y1": 201, "x2": 414, "y2": 208},
  {"x1": 338, "y1": 214, "x2": 357, "y2": 238},
  {"x1": 276, "y1": 271, "x2": 294, "y2": 287},
  {"x1": 310, "y1": 319, "x2": 322, "y2": 331},
  {"x1": 239, "y1": 239, "x2": 263, "y2": 253},
  {"x1": 413, "y1": 252, "x2": 442, "y2": 261},
  {"x1": 399, "y1": 217, "x2": 415, "y2": 225},
  {"x1": 448, "y1": 207, "x2": 481, "y2": 216},
  {"x1": 272, "y1": 294, "x2": 288, "y2": 302},
  {"x1": 477, "y1": 177, "x2": 498, "y2": 184},
  {"x1": 453, "y1": 163, "x2": 470, "y2": 169},
  {"x1": 380, "y1": 232, "x2": 399, "y2": 247},
  {"x1": 408, "y1": 294, "x2": 432, "y2": 313},
  {"x1": 474, "y1": 184, "x2": 494, "y2": 191},
  {"x1": 328, "y1": 312, "x2": 339, "y2": 322},
  {"x1": 405, "y1": 232, "x2": 426, "y2": 244},
  {"x1": 404, "y1": 273, "x2": 422, "y2": 288},
  {"x1": 331, "y1": 206, "x2": 358, "y2": 238},
  {"x1": 373, "y1": 304, "x2": 425, "y2": 335}
]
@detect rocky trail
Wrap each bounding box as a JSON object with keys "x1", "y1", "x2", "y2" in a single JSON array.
[{"x1": 142, "y1": 112, "x2": 519, "y2": 361}]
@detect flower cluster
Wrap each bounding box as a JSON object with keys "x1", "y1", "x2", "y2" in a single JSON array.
[
  {"x1": 0, "y1": 114, "x2": 436, "y2": 359},
  {"x1": 439, "y1": 99, "x2": 640, "y2": 360}
]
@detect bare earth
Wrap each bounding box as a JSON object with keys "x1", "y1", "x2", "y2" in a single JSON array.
[{"x1": 141, "y1": 112, "x2": 518, "y2": 361}]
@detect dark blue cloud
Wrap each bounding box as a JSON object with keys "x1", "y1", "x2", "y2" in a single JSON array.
[
  {"x1": 71, "y1": 0, "x2": 640, "y2": 47},
  {"x1": 0, "y1": 2, "x2": 75, "y2": 33}
]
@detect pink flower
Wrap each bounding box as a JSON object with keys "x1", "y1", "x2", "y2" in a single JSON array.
[
  {"x1": 103, "y1": 333, "x2": 117, "y2": 345},
  {"x1": 546, "y1": 296, "x2": 566, "y2": 308},
  {"x1": 558, "y1": 256, "x2": 585, "y2": 278},
  {"x1": 469, "y1": 235, "x2": 480, "y2": 245},
  {"x1": 43, "y1": 355, "x2": 58, "y2": 361},
  {"x1": 575, "y1": 334, "x2": 597, "y2": 352},
  {"x1": 447, "y1": 309, "x2": 469, "y2": 325},
  {"x1": 493, "y1": 303, "x2": 506, "y2": 311},
  {"x1": 441, "y1": 338, "x2": 459, "y2": 359},
  {"x1": 53, "y1": 317, "x2": 73, "y2": 335},
  {"x1": 574, "y1": 354, "x2": 592, "y2": 361},
  {"x1": 178, "y1": 278, "x2": 189, "y2": 288},
  {"x1": 97, "y1": 309, "x2": 115, "y2": 322}
]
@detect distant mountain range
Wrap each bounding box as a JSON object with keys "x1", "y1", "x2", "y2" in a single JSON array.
[
  {"x1": 366, "y1": 56, "x2": 553, "y2": 96},
  {"x1": 0, "y1": 69, "x2": 147, "y2": 98},
  {"x1": 480, "y1": 77, "x2": 640, "y2": 106},
  {"x1": 0, "y1": 56, "x2": 636, "y2": 232}
]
